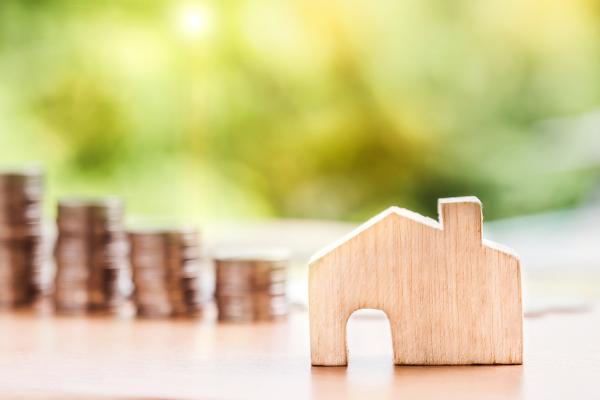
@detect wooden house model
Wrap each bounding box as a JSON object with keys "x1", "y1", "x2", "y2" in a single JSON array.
[{"x1": 308, "y1": 197, "x2": 523, "y2": 366}]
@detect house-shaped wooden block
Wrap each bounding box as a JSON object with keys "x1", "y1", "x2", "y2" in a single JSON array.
[{"x1": 308, "y1": 197, "x2": 522, "y2": 366}]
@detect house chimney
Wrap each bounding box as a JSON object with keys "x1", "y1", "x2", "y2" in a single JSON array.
[{"x1": 438, "y1": 197, "x2": 483, "y2": 244}]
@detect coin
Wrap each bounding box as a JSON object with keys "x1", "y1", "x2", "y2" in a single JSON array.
[
  {"x1": 129, "y1": 229, "x2": 172, "y2": 318},
  {"x1": 129, "y1": 227, "x2": 205, "y2": 318},
  {"x1": 54, "y1": 197, "x2": 132, "y2": 315},
  {"x1": 0, "y1": 168, "x2": 48, "y2": 308},
  {"x1": 213, "y1": 249, "x2": 289, "y2": 322}
]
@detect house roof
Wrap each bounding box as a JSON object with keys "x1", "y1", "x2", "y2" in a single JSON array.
[
  {"x1": 309, "y1": 206, "x2": 440, "y2": 264},
  {"x1": 309, "y1": 202, "x2": 519, "y2": 264}
]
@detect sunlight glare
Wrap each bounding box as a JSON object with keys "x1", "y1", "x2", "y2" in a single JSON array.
[{"x1": 176, "y1": 4, "x2": 213, "y2": 39}]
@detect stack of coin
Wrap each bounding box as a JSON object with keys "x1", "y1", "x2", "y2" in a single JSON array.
[
  {"x1": 0, "y1": 168, "x2": 47, "y2": 308},
  {"x1": 129, "y1": 229, "x2": 172, "y2": 317},
  {"x1": 214, "y1": 250, "x2": 289, "y2": 322},
  {"x1": 129, "y1": 227, "x2": 205, "y2": 318},
  {"x1": 54, "y1": 198, "x2": 131, "y2": 314},
  {"x1": 165, "y1": 228, "x2": 204, "y2": 317}
]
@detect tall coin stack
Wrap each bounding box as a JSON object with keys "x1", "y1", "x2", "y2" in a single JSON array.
[
  {"x1": 0, "y1": 168, "x2": 47, "y2": 308},
  {"x1": 129, "y1": 228, "x2": 205, "y2": 318},
  {"x1": 54, "y1": 198, "x2": 131, "y2": 314},
  {"x1": 214, "y1": 251, "x2": 289, "y2": 322}
]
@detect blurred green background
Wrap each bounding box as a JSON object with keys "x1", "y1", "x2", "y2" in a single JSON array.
[{"x1": 1, "y1": 0, "x2": 600, "y2": 222}]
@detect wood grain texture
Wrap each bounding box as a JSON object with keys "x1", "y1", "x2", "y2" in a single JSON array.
[
  {"x1": 0, "y1": 307, "x2": 598, "y2": 399},
  {"x1": 309, "y1": 197, "x2": 523, "y2": 366}
]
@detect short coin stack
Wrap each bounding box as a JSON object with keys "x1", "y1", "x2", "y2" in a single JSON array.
[
  {"x1": 54, "y1": 198, "x2": 131, "y2": 314},
  {"x1": 130, "y1": 228, "x2": 205, "y2": 318},
  {"x1": 0, "y1": 168, "x2": 47, "y2": 308},
  {"x1": 214, "y1": 251, "x2": 289, "y2": 322}
]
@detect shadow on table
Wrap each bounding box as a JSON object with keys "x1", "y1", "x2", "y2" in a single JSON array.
[{"x1": 310, "y1": 357, "x2": 523, "y2": 399}]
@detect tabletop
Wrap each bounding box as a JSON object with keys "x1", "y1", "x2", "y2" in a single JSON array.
[{"x1": 0, "y1": 304, "x2": 598, "y2": 400}]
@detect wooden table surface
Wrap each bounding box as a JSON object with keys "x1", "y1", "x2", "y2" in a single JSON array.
[{"x1": 0, "y1": 305, "x2": 598, "y2": 400}]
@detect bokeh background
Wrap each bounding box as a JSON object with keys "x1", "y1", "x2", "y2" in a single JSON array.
[
  {"x1": 2, "y1": 0, "x2": 600, "y2": 222},
  {"x1": 2, "y1": 0, "x2": 600, "y2": 306}
]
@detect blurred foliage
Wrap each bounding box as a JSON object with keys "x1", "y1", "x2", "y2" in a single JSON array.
[{"x1": 1, "y1": 0, "x2": 600, "y2": 222}]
